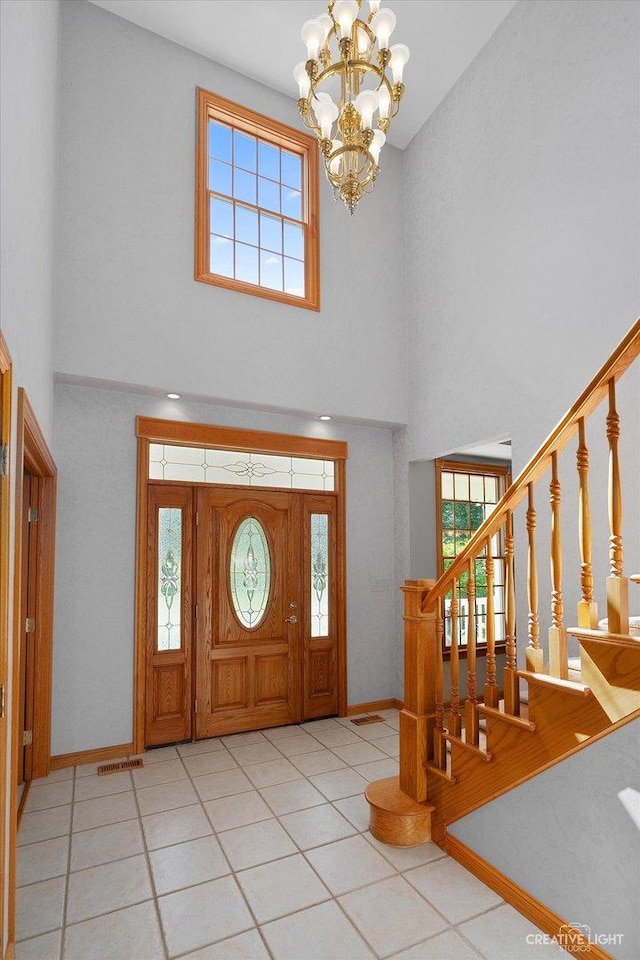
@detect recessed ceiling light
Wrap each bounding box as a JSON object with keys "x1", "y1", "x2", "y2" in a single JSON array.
[
  {"x1": 166, "y1": 392, "x2": 181, "y2": 400},
  {"x1": 319, "y1": 415, "x2": 332, "y2": 421}
]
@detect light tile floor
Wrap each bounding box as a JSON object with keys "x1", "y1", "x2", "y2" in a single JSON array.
[{"x1": 16, "y1": 711, "x2": 564, "y2": 960}]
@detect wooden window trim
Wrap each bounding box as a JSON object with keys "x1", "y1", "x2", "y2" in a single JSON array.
[
  {"x1": 195, "y1": 88, "x2": 320, "y2": 312},
  {"x1": 136, "y1": 417, "x2": 347, "y2": 461},
  {"x1": 436, "y1": 458, "x2": 511, "y2": 659}
]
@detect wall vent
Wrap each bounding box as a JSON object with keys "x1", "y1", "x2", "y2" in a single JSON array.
[
  {"x1": 351, "y1": 715, "x2": 384, "y2": 726},
  {"x1": 97, "y1": 758, "x2": 144, "y2": 776}
]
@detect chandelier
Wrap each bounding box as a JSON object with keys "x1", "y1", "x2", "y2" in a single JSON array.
[{"x1": 294, "y1": 1, "x2": 409, "y2": 215}]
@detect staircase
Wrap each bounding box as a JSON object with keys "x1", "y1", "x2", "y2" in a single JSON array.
[{"x1": 366, "y1": 318, "x2": 640, "y2": 953}]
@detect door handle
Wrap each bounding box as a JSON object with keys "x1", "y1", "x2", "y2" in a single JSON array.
[{"x1": 285, "y1": 615, "x2": 298, "y2": 624}]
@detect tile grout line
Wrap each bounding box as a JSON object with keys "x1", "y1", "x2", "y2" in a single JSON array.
[
  {"x1": 244, "y1": 722, "x2": 408, "y2": 960},
  {"x1": 125, "y1": 766, "x2": 171, "y2": 960},
  {"x1": 174, "y1": 744, "x2": 278, "y2": 960},
  {"x1": 141, "y1": 730, "x2": 382, "y2": 957},
  {"x1": 17, "y1": 717, "x2": 501, "y2": 960},
  {"x1": 223, "y1": 725, "x2": 406, "y2": 958},
  {"x1": 57, "y1": 762, "x2": 76, "y2": 960}
]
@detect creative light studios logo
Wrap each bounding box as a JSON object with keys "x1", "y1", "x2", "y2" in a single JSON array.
[{"x1": 526, "y1": 922, "x2": 624, "y2": 953}]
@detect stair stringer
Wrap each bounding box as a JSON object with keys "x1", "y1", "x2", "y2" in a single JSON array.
[{"x1": 427, "y1": 640, "x2": 640, "y2": 844}]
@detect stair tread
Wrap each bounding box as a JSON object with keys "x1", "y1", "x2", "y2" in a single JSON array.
[
  {"x1": 568, "y1": 627, "x2": 640, "y2": 648},
  {"x1": 516, "y1": 670, "x2": 591, "y2": 696},
  {"x1": 443, "y1": 732, "x2": 492, "y2": 761},
  {"x1": 476, "y1": 704, "x2": 536, "y2": 730}
]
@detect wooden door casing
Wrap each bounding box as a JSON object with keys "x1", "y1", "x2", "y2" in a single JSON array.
[
  {"x1": 145, "y1": 485, "x2": 193, "y2": 747},
  {"x1": 195, "y1": 488, "x2": 302, "y2": 738}
]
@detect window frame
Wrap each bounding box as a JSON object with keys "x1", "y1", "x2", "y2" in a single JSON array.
[
  {"x1": 435, "y1": 458, "x2": 511, "y2": 658},
  {"x1": 195, "y1": 88, "x2": 320, "y2": 311}
]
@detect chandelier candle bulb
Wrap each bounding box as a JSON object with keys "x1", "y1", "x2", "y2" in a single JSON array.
[
  {"x1": 369, "y1": 129, "x2": 386, "y2": 164},
  {"x1": 333, "y1": 0, "x2": 359, "y2": 39},
  {"x1": 355, "y1": 90, "x2": 378, "y2": 131},
  {"x1": 301, "y1": 19, "x2": 325, "y2": 60},
  {"x1": 390, "y1": 43, "x2": 410, "y2": 84},
  {"x1": 294, "y1": 0, "x2": 408, "y2": 214},
  {"x1": 329, "y1": 141, "x2": 343, "y2": 174},
  {"x1": 377, "y1": 84, "x2": 391, "y2": 120},
  {"x1": 293, "y1": 62, "x2": 311, "y2": 99},
  {"x1": 371, "y1": 7, "x2": 396, "y2": 49},
  {"x1": 357, "y1": 30, "x2": 370, "y2": 56},
  {"x1": 317, "y1": 13, "x2": 333, "y2": 41}
]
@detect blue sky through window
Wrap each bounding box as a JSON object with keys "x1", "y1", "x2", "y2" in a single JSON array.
[{"x1": 207, "y1": 119, "x2": 305, "y2": 297}]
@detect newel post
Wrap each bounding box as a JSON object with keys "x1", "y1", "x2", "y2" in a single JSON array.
[
  {"x1": 365, "y1": 578, "x2": 436, "y2": 846},
  {"x1": 399, "y1": 578, "x2": 437, "y2": 803}
]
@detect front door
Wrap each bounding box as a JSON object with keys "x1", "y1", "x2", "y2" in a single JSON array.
[
  {"x1": 195, "y1": 488, "x2": 302, "y2": 737},
  {"x1": 144, "y1": 480, "x2": 341, "y2": 746}
]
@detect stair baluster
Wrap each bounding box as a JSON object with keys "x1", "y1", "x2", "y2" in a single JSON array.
[
  {"x1": 549, "y1": 452, "x2": 567, "y2": 678},
  {"x1": 606, "y1": 378, "x2": 629, "y2": 634},
  {"x1": 465, "y1": 558, "x2": 480, "y2": 743},
  {"x1": 526, "y1": 484, "x2": 544, "y2": 672},
  {"x1": 484, "y1": 540, "x2": 499, "y2": 708},
  {"x1": 433, "y1": 602, "x2": 446, "y2": 769},
  {"x1": 449, "y1": 580, "x2": 461, "y2": 737},
  {"x1": 576, "y1": 417, "x2": 598, "y2": 628},
  {"x1": 503, "y1": 510, "x2": 519, "y2": 714}
]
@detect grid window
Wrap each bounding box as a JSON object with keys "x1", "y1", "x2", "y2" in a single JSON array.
[
  {"x1": 436, "y1": 460, "x2": 511, "y2": 652},
  {"x1": 196, "y1": 89, "x2": 320, "y2": 310}
]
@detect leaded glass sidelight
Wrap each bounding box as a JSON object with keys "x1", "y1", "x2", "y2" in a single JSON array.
[
  {"x1": 230, "y1": 517, "x2": 271, "y2": 628},
  {"x1": 310, "y1": 514, "x2": 330, "y2": 638},
  {"x1": 157, "y1": 508, "x2": 182, "y2": 651}
]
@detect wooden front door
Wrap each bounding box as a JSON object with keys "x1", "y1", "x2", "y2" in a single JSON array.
[
  {"x1": 143, "y1": 478, "x2": 342, "y2": 747},
  {"x1": 195, "y1": 488, "x2": 302, "y2": 738}
]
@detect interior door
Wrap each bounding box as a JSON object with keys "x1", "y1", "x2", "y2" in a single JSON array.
[
  {"x1": 18, "y1": 472, "x2": 37, "y2": 784},
  {"x1": 195, "y1": 488, "x2": 302, "y2": 738}
]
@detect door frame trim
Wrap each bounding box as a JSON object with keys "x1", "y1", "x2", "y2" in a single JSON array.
[
  {"x1": 0, "y1": 334, "x2": 12, "y2": 960},
  {"x1": 8, "y1": 389, "x2": 57, "y2": 946},
  {"x1": 134, "y1": 417, "x2": 348, "y2": 754}
]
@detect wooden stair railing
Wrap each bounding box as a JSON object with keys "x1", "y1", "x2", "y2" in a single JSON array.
[{"x1": 365, "y1": 317, "x2": 640, "y2": 847}]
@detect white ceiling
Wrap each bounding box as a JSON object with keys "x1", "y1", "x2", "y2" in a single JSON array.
[
  {"x1": 89, "y1": 0, "x2": 517, "y2": 149},
  {"x1": 449, "y1": 440, "x2": 512, "y2": 461}
]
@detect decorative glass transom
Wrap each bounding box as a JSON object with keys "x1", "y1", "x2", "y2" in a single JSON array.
[
  {"x1": 310, "y1": 514, "x2": 329, "y2": 638},
  {"x1": 157, "y1": 507, "x2": 182, "y2": 651},
  {"x1": 149, "y1": 444, "x2": 335, "y2": 492},
  {"x1": 230, "y1": 517, "x2": 271, "y2": 629}
]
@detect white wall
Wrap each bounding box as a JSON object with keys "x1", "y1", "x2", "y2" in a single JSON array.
[
  {"x1": 0, "y1": 1, "x2": 60, "y2": 951},
  {"x1": 52, "y1": 382, "x2": 398, "y2": 754},
  {"x1": 450, "y1": 718, "x2": 640, "y2": 958},
  {"x1": 405, "y1": 0, "x2": 639, "y2": 467},
  {"x1": 0, "y1": 0, "x2": 59, "y2": 443},
  {"x1": 54, "y1": 0, "x2": 407, "y2": 427},
  {"x1": 403, "y1": 0, "x2": 640, "y2": 666}
]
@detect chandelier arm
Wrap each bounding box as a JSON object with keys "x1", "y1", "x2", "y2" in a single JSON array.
[{"x1": 313, "y1": 58, "x2": 385, "y2": 90}]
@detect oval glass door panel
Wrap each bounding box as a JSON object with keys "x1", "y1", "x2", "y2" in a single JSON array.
[{"x1": 230, "y1": 517, "x2": 272, "y2": 628}]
